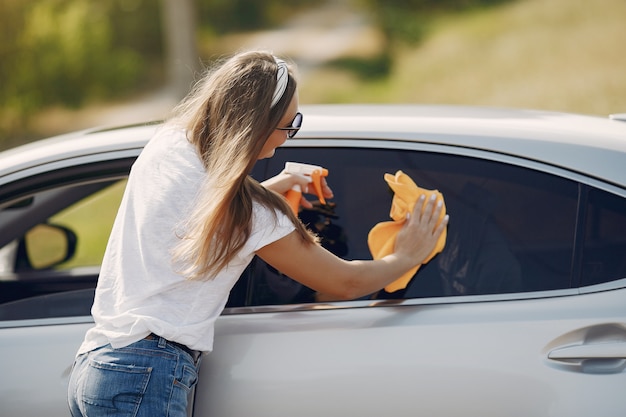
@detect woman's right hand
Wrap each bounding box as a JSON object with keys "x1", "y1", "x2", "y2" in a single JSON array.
[
  {"x1": 393, "y1": 194, "x2": 449, "y2": 268},
  {"x1": 261, "y1": 170, "x2": 334, "y2": 209}
]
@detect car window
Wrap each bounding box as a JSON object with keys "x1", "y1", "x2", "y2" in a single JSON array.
[
  {"x1": 582, "y1": 187, "x2": 626, "y2": 286},
  {"x1": 0, "y1": 179, "x2": 126, "y2": 320},
  {"x1": 242, "y1": 146, "x2": 625, "y2": 305},
  {"x1": 45, "y1": 179, "x2": 127, "y2": 269}
]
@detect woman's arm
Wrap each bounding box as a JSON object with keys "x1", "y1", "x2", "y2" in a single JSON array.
[{"x1": 256, "y1": 194, "x2": 448, "y2": 300}]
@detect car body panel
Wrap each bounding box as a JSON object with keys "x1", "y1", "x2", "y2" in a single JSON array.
[
  {"x1": 196, "y1": 285, "x2": 626, "y2": 417},
  {"x1": 2, "y1": 283, "x2": 624, "y2": 417},
  {"x1": 0, "y1": 124, "x2": 157, "y2": 180},
  {"x1": 0, "y1": 320, "x2": 92, "y2": 416}
]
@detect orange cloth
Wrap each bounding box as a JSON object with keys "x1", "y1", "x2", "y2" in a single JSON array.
[{"x1": 368, "y1": 171, "x2": 447, "y2": 293}]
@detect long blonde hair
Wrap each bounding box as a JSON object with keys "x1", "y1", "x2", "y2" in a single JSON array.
[{"x1": 168, "y1": 51, "x2": 316, "y2": 280}]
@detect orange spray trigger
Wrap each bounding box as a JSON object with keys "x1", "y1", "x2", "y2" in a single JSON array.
[{"x1": 310, "y1": 169, "x2": 326, "y2": 205}]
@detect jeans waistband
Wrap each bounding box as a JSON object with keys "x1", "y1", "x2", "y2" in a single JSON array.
[{"x1": 144, "y1": 333, "x2": 200, "y2": 361}]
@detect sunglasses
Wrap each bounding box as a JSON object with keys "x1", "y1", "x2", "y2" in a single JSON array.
[{"x1": 275, "y1": 112, "x2": 303, "y2": 138}]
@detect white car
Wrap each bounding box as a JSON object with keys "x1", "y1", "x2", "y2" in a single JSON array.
[{"x1": 1, "y1": 105, "x2": 625, "y2": 417}]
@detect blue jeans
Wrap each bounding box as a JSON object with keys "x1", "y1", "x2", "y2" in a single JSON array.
[{"x1": 68, "y1": 336, "x2": 202, "y2": 417}]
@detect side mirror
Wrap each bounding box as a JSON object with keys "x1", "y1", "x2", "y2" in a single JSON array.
[{"x1": 17, "y1": 223, "x2": 78, "y2": 271}]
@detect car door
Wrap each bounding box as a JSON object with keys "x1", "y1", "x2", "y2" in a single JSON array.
[
  {"x1": 193, "y1": 142, "x2": 626, "y2": 417},
  {"x1": 0, "y1": 145, "x2": 271, "y2": 417},
  {"x1": 0, "y1": 154, "x2": 138, "y2": 416}
]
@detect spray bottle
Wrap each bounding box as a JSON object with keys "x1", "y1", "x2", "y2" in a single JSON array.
[{"x1": 283, "y1": 162, "x2": 329, "y2": 214}]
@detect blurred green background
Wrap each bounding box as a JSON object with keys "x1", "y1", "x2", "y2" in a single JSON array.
[{"x1": 1, "y1": 0, "x2": 625, "y2": 151}]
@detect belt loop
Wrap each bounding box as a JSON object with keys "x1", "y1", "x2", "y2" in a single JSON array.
[{"x1": 157, "y1": 336, "x2": 167, "y2": 349}]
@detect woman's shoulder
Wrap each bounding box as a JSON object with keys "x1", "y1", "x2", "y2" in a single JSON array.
[
  {"x1": 146, "y1": 125, "x2": 192, "y2": 154},
  {"x1": 136, "y1": 126, "x2": 203, "y2": 172},
  {"x1": 251, "y1": 199, "x2": 294, "y2": 231},
  {"x1": 126, "y1": 126, "x2": 205, "y2": 202}
]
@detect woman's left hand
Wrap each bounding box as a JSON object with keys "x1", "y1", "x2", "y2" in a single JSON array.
[{"x1": 261, "y1": 171, "x2": 334, "y2": 209}]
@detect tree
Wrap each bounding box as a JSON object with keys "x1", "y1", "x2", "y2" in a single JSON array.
[{"x1": 160, "y1": 0, "x2": 201, "y2": 99}]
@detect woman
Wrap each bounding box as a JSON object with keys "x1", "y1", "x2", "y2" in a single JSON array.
[{"x1": 68, "y1": 50, "x2": 448, "y2": 417}]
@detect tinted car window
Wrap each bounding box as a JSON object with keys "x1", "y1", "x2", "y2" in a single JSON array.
[
  {"x1": 244, "y1": 146, "x2": 591, "y2": 304},
  {"x1": 582, "y1": 187, "x2": 626, "y2": 286}
]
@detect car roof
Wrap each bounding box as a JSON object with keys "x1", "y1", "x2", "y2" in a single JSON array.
[
  {"x1": 1, "y1": 105, "x2": 625, "y2": 187},
  {"x1": 300, "y1": 105, "x2": 626, "y2": 187}
]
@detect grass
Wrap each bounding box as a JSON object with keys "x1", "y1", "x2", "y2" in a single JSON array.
[{"x1": 300, "y1": 0, "x2": 626, "y2": 116}]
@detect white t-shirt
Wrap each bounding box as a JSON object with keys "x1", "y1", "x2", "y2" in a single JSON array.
[{"x1": 78, "y1": 126, "x2": 295, "y2": 354}]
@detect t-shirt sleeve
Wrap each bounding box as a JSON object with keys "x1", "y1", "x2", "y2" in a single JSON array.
[{"x1": 248, "y1": 202, "x2": 296, "y2": 251}]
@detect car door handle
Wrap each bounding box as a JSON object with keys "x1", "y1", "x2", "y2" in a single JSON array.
[{"x1": 548, "y1": 342, "x2": 626, "y2": 360}]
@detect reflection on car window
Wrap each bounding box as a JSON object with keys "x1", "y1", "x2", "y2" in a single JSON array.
[
  {"x1": 0, "y1": 179, "x2": 126, "y2": 321},
  {"x1": 240, "y1": 147, "x2": 623, "y2": 306},
  {"x1": 48, "y1": 180, "x2": 127, "y2": 269}
]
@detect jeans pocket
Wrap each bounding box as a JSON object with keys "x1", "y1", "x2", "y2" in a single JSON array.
[
  {"x1": 82, "y1": 359, "x2": 152, "y2": 417},
  {"x1": 174, "y1": 364, "x2": 199, "y2": 392}
]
